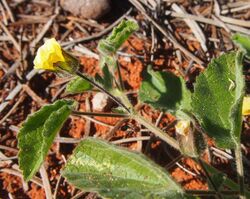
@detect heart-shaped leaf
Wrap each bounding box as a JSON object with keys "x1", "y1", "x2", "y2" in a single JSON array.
[
  {"x1": 192, "y1": 52, "x2": 245, "y2": 148},
  {"x1": 62, "y1": 138, "x2": 184, "y2": 199},
  {"x1": 18, "y1": 99, "x2": 75, "y2": 181}
]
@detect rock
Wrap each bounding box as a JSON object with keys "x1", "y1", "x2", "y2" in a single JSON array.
[
  {"x1": 60, "y1": 0, "x2": 111, "y2": 20},
  {"x1": 92, "y1": 92, "x2": 112, "y2": 111}
]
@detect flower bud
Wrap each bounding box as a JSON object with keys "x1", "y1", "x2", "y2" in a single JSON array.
[
  {"x1": 175, "y1": 120, "x2": 190, "y2": 136},
  {"x1": 176, "y1": 120, "x2": 206, "y2": 157}
]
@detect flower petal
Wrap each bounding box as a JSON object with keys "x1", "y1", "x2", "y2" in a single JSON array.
[
  {"x1": 242, "y1": 97, "x2": 250, "y2": 116},
  {"x1": 33, "y1": 38, "x2": 65, "y2": 70}
]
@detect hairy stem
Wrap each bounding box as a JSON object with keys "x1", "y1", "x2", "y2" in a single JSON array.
[
  {"x1": 235, "y1": 144, "x2": 246, "y2": 199},
  {"x1": 111, "y1": 89, "x2": 134, "y2": 111}
]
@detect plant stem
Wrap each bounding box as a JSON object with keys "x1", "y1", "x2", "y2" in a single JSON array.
[
  {"x1": 74, "y1": 74, "x2": 180, "y2": 151},
  {"x1": 185, "y1": 190, "x2": 238, "y2": 197},
  {"x1": 235, "y1": 144, "x2": 246, "y2": 199},
  {"x1": 72, "y1": 111, "x2": 129, "y2": 118},
  {"x1": 131, "y1": 114, "x2": 180, "y2": 150},
  {"x1": 197, "y1": 159, "x2": 222, "y2": 199},
  {"x1": 113, "y1": 89, "x2": 180, "y2": 150},
  {"x1": 111, "y1": 89, "x2": 134, "y2": 111},
  {"x1": 76, "y1": 71, "x2": 130, "y2": 113}
]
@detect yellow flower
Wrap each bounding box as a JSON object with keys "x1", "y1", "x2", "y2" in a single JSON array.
[
  {"x1": 33, "y1": 38, "x2": 65, "y2": 71},
  {"x1": 242, "y1": 97, "x2": 250, "y2": 116}
]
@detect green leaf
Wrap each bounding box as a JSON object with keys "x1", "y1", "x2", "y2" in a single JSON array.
[
  {"x1": 139, "y1": 66, "x2": 192, "y2": 119},
  {"x1": 65, "y1": 77, "x2": 93, "y2": 94},
  {"x1": 98, "y1": 20, "x2": 139, "y2": 55},
  {"x1": 232, "y1": 33, "x2": 250, "y2": 57},
  {"x1": 62, "y1": 138, "x2": 183, "y2": 199},
  {"x1": 95, "y1": 65, "x2": 113, "y2": 91},
  {"x1": 18, "y1": 99, "x2": 75, "y2": 181},
  {"x1": 192, "y1": 52, "x2": 245, "y2": 148}
]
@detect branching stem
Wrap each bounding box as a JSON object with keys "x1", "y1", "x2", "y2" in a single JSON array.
[
  {"x1": 75, "y1": 75, "x2": 180, "y2": 150},
  {"x1": 76, "y1": 71, "x2": 130, "y2": 113}
]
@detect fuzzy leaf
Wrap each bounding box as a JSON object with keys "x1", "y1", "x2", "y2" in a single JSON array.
[
  {"x1": 62, "y1": 138, "x2": 183, "y2": 199},
  {"x1": 65, "y1": 77, "x2": 93, "y2": 94},
  {"x1": 95, "y1": 65, "x2": 113, "y2": 91},
  {"x1": 232, "y1": 33, "x2": 250, "y2": 57},
  {"x1": 139, "y1": 67, "x2": 192, "y2": 119},
  {"x1": 98, "y1": 20, "x2": 139, "y2": 55},
  {"x1": 18, "y1": 99, "x2": 75, "y2": 181},
  {"x1": 192, "y1": 52, "x2": 245, "y2": 148}
]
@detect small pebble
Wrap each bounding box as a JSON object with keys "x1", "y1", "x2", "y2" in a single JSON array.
[
  {"x1": 60, "y1": 0, "x2": 111, "y2": 19},
  {"x1": 92, "y1": 92, "x2": 110, "y2": 111}
]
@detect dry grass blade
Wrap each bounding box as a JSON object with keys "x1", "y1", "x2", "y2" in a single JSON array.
[
  {"x1": 0, "y1": 2, "x2": 8, "y2": 25},
  {"x1": 172, "y1": 3, "x2": 207, "y2": 52},
  {"x1": 212, "y1": 15, "x2": 231, "y2": 34},
  {"x1": 53, "y1": 174, "x2": 62, "y2": 199},
  {"x1": 84, "y1": 96, "x2": 91, "y2": 137},
  {"x1": 0, "y1": 94, "x2": 25, "y2": 124},
  {"x1": 22, "y1": 85, "x2": 46, "y2": 106},
  {"x1": 171, "y1": 12, "x2": 250, "y2": 35},
  {"x1": 0, "y1": 21, "x2": 21, "y2": 52},
  {"x1": 54, "y1": 137, "x2": 82, "y2": 144},
  {"x1": 129, "y1": 0, "x2": 204, "y2": 65},
  {"x1": 61, "y1": 8, "x2": 132, "y2": 47},
  {"x1": 30, "y1": 13, "x2": 58, "y2": 50},
  {"x1": 40, "y1": 164, "x2": 53, "y2": 199},
  {"x1": 71, "y1": 115, "x2": 114, "y2": 128},
  {"x1": 74, "y1": 45, "x2": 99, "y2": 59},
  {"x1": 1, "y1": 0, "x2": 15, "y2": 22},
  {"x1": 1, "y1": 168, "x2": 43, "y2": 187},
  {"x1": 218, "y1": 16, "x2": 250, "y2": 28},
  {"x1": 0, "y1": 69, "x2": 38, "y2": 113},
  {"x1": 0, "y1": 145, "x2": 18, "y2": 153},
  {"x1": 111, "y1": 136, "x2": 150, "y2": 144},
  {"x1": 71, "y1": 191, "x2": 85, "y2": 199},
  {"x1": 222, "y1": 4, "x2": 250, "y2": 14}
]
